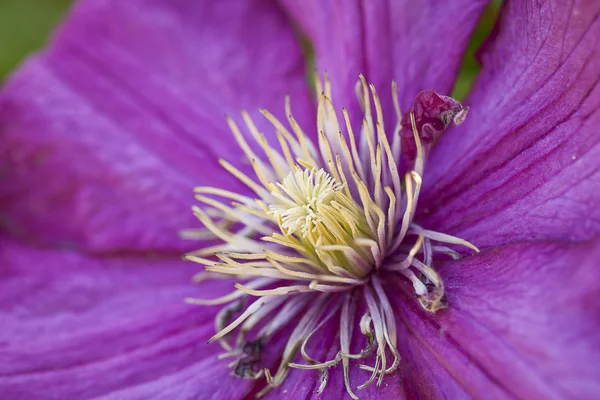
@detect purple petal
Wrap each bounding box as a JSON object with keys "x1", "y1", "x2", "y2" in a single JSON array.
[
  {"x1": 279, "y1": 0, "x2": 488, "y2": 126},
  {"x1": 420, "y1": 0, "x2": 600, "y2": 247},
  {"x1": 0, "y1": 237, "x2": 249, "y2": 399},
  {"x1": 389, "y1": 238, "x2": 600, "y2": 399},
  {"x1": 0, "y1": 0, "x2": 313, "y2": 253}
]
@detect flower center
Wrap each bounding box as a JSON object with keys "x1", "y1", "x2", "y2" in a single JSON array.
[
  {"x1": 269, "y1": 168, "x2": 351, "y2": 238},
  {"x1": 182, "y1": 73, "x2": 477, "y2": 399},
  {"x1": 268, "y1": 167, "x2": 376, "y2": 278}
]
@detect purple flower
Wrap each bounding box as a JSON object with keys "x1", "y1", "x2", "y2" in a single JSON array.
[{"x1": 1, "y1": 0, "x2": 599, "y2": 399}]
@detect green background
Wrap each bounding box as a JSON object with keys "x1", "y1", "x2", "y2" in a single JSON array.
[
  {"x1": 0, "y1": 0, "x2": 500, "y2": 100},
  {"x1": 0, "y1": 0, "x2": 72, "y2": 78}
]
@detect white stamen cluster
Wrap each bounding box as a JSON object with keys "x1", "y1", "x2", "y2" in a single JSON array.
[
  {"x1": 268, "y1": 168, "x2": 346, "y2": 238},
  {"x1": 183, "y1": 74, "x2": 478, "y2": 399}
]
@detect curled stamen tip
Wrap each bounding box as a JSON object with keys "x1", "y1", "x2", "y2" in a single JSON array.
[
  {"x1": 317, "y1": 369, "x2": 329, "y2": 394},
  {"x1": 418, "y1": 293, "x2": 448, "y2": 313},
  {"x1": 464, "y1": 241, "x2": 480, "y2": 253},
  {"x1": 410, "y1": 171, "x2": 423, "y2": 184},
  {"x1": 453, "y1": 106, "x2": 470, "y2": 125}
]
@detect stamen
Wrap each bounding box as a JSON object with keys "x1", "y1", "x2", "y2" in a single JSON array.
[
  {"x1": 257, "y1": 294, "x2": 311, "y2": 340},
  {"x1": 183, "y1": 74, "x2": 477, "y2": 398},
  {"x1": 185, "y1": 278, "x2": 274, "y2": 306}
]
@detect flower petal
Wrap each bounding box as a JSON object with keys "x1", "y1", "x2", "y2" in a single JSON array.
[
  {"x1": 279, "y1": 0, "x2": 489, "y2": 122},
  {"x1": 420, "y1": 0, "x2": 600, "y2": 247},
  {"x1": 0, "y1": 0, "x2": 313, "y2": 253},
  {"x1": 389, "y1": 238, "x2": 600, "y2": 400},
  {"x1": 0, "y1": 237, "x2": 250, "y2": 399}
]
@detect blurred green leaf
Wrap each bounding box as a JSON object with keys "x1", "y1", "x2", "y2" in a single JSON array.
[
  {"x1": 0, "y1": 0, "x2": 72, "y2": 80},
  {"x1": 451, "y1": 0, "x2": 502, "y2": 100}
]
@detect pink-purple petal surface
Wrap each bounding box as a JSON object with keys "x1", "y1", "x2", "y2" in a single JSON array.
[
  {"x1": 390, "y1": 238, "x2": 600, "y2": 400},
  {"x1": 279, "y1": 0, "x2": 489, "y2": 127},
  {"x1": 420, "y1": 0, "x2": 600, "y2": 248},
  {"x1": 0, "y1": 0, "x2": 313, "y2": 253},
  {"x1": 0, "y1": 237, "x2": 249, "y2": 400}
]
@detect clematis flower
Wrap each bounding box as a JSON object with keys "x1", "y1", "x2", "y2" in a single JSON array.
[{"x1": 1, "y1": 0, "x2": 599, "y2": 399}]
